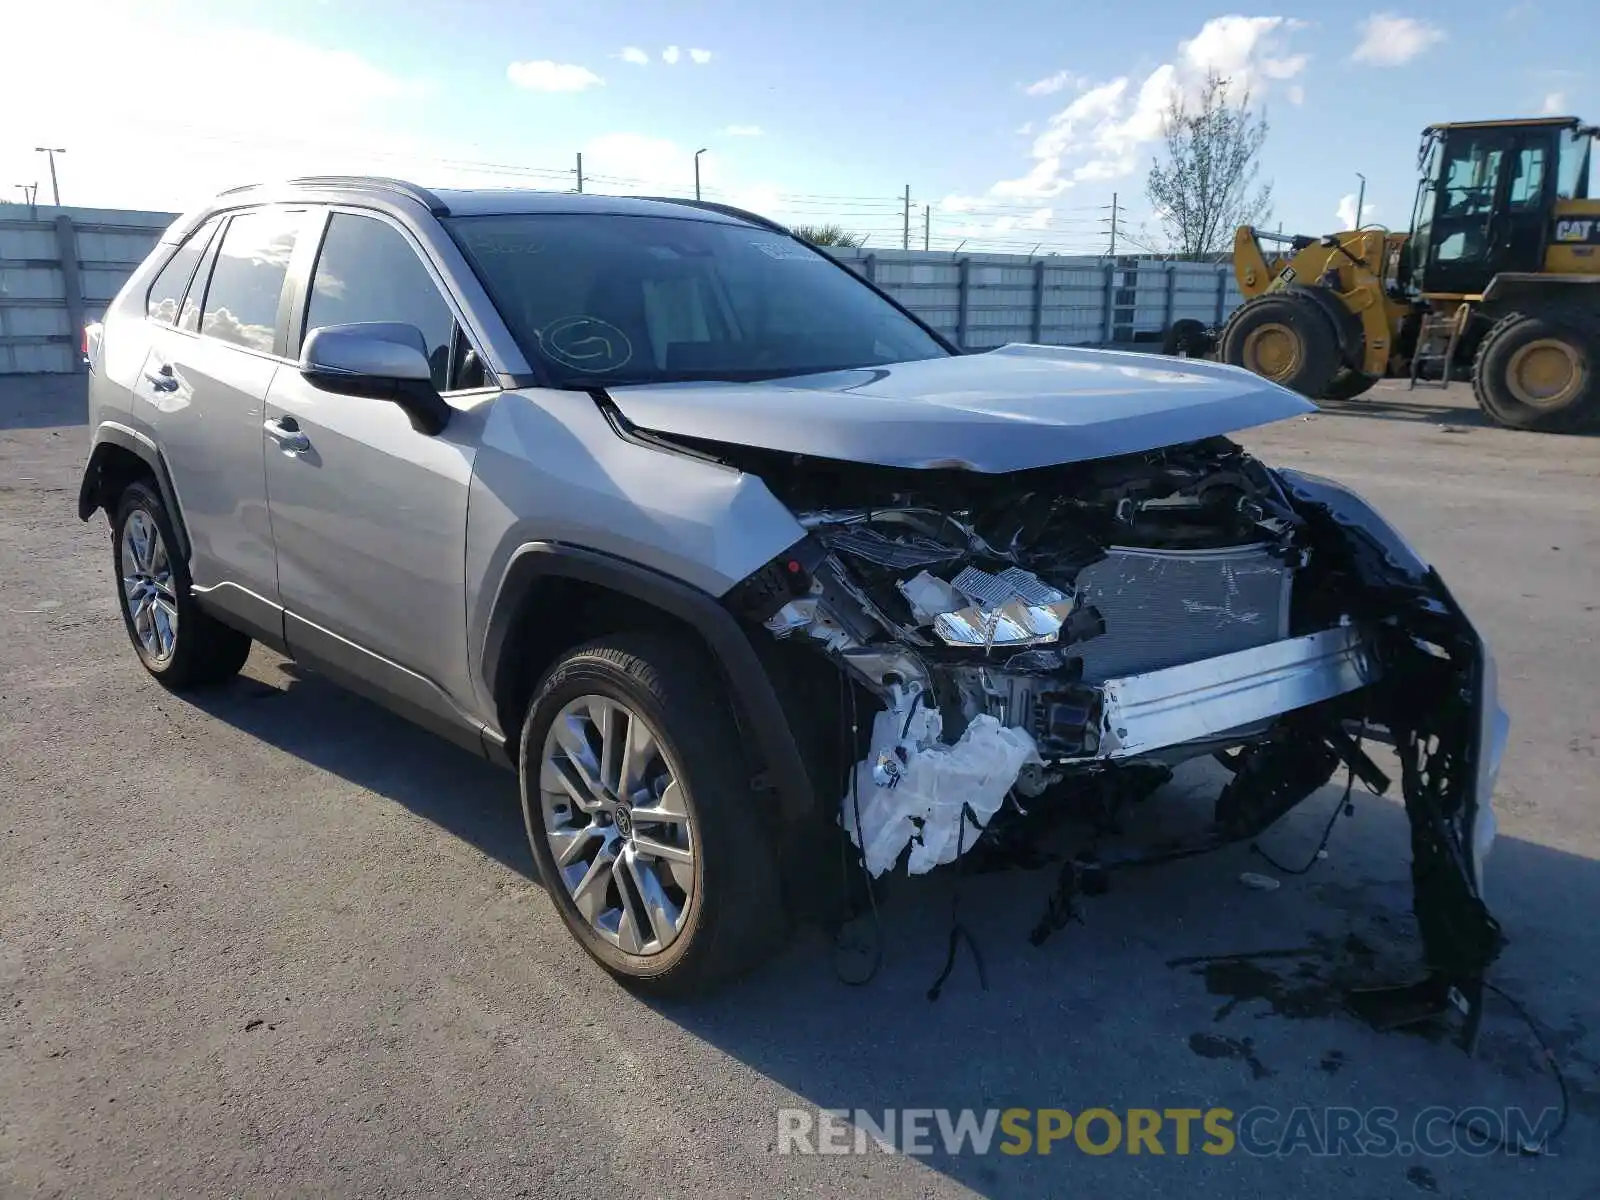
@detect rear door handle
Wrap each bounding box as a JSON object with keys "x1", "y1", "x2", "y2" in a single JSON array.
[
  {"x1": 144, "y1": 363, "x2": 178, "y2": 392},
  {"x1": 263, "y1": 416, "x2": 311, "y2": 453}
]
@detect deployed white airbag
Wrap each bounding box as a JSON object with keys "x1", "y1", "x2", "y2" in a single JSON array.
[{"x1": 842, "y1": 705, "x2": 1041, "y2": 877}]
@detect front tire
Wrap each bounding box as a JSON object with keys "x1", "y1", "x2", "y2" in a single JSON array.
[
  {"x1": 1472, "y1": 310, "x2": 1599, "y2": 432},
  {"x1": 111, "y1": 482, "x2": 252, "y2": 688},
  {"x1": 1220, "y1": 293, "x2": 1342, "y2": 398},
  {"x1": 517, "y1": 632, "x2": 783, "y2": 996}
]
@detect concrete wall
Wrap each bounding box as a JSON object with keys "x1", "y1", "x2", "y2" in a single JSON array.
[
  {"x1": 0, "y1": 203, "x2": 1243, "y2": 374},
  {"x1": 0, "y1": 205, "x2": 175, "y2": 373}
]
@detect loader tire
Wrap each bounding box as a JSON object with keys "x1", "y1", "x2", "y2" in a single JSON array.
[
  {"x1": 1322, "y1": 368, "x2": 1380, "y2": 401},
  {"x1": 1219, "y1": 292, "x2": 1341, "y2": 399},
  {"x1": 1472, "y1": 309, "x2": 1599, "y2": 432},
  {"x1": 1161, "y1": 319, "x2": 1214, "y2": 359}
]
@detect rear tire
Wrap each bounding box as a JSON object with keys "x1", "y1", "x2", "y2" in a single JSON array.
[
  {"x1": 1472, "y1": 309, "x2": 1599, "y2": 432},
  {"x1": 517, "y1": 632, "x2": 784, "y2": 997},
  {"x1": 111, "y1": 482, "x2": 252, "y2": 688},
  {"x1": 1219, "y1": 293, "x2": 1342, "y2": 398}
]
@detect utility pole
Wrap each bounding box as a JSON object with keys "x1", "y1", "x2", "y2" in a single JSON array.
[
  {"x1": 1354, "y1": 172, "x2": 1366, "y2": 230},
  {"x1": 694, "y1": 148, "x2": 707, "y2": 200},
  {"x1": 574, "y1": 152, "x2": 584, "y2": 193},
  {"x1": 923, "y1": 204, "x2": 930, "y2": 252},
  {"x1": 1107, "y1": 191, "x2": 1118, "y2": 257},
  {"x1": 902, "y1": 185, "x2": 911, "y2": 250},
  {"x1": 34, "y1": 147, "x2": 65, "y2": 206}
]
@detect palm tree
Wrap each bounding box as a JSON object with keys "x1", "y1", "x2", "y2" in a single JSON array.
[{"x1": 791, "y1": 223, "x2": 863, "y2": 248}]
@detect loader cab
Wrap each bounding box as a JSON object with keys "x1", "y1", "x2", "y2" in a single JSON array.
[{"x1": 1404, "y1": 116, "x2": 1587, "y2": 297}]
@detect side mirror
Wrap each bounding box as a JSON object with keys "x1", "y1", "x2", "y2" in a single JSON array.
[{"x1": 299, "y1": 322, "x2": 451, "y2": 435}]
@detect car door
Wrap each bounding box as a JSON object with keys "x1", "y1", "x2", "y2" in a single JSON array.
[
  {"x1": 262, "y1": 208, "x2": 498, "y2": 745},
  {"x1": 134, "y1": 207, "x2": 306, "y2": 645}
]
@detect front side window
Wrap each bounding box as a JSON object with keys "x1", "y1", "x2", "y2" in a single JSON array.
[
  {"x1": 146, "y1": 220, "x2": 217, "y2": 325},
  {"x1": 303, "y1": 213, "x2": 461, "y2": 390},
  {"x1": 447, "y1": 213, "x2": 948, "y2": 386},
  {"x1": 201, "y1": 208, "x2": 301, "y2": 354}
]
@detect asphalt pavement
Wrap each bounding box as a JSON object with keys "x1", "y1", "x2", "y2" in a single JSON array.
[{"x1": 2, "y1": 373, "x2": 1597, "y2": 1198}]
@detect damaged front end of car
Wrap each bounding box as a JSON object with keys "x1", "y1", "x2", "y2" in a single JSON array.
[{"x1": 719, "y1": 434, "x2": 1508, "y2": 1004}]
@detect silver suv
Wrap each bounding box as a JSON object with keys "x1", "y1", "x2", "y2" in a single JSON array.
[{"x1": 80, "y1": 177, "x2": 1508, "y2": 1000}]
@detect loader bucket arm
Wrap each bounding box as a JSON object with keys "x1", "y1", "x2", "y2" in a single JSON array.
[{"x1": 1233, "y1": 225, "x2": 1276, "y2": 298}]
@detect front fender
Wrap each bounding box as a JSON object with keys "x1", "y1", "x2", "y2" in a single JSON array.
[{"x1": 481, "y1": 542, "x2": 815, "y2": 831}]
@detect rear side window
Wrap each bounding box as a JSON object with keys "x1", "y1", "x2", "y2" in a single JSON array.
[
  {"x1": 145, "y1": 222, "x2": 216, "y2": 325},
  {"x1": 303, "y1": 213, "x2": 457, "y2": 390},
  {"x1": 201, "y1": 209, "x2": 301, "y2": 354}
]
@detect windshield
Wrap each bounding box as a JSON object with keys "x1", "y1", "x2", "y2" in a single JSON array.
[{"x1": 446, "y1": 213, "x2": 949, "y2": 386}]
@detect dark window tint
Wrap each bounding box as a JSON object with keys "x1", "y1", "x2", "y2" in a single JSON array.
[
  {"x1": 201, "y1": 208, "x2": 301, "y2": 354},
  {"x1": 146, "y1": 221, "x2": 216, "y2": 326},
  {"x1": 446, "y1": 213, "x2": 947, "y2": 386},
  {"x1": 304, "y1": 214, "x2": 456, "y2": 390}
]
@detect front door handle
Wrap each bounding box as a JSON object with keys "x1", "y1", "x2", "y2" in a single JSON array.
[
  {"x1": 263, "y1": 416, "x2": 311, "y2": 453},
  {"x1": 144, "y1": 363, "x2": 178, "y2": 393}
]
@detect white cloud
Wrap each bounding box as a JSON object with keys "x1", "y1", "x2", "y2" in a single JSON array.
[
  {"x1": 1336, "y1": 193, "x2": 1378, "y2": 229},
  {"x1": 689, "y1": 48, "x2": 713, "y2": 64},
  {"x1": 662, "y1": 45, "x2": 681, "y2": 64},
  {"x1": 620, "y1": 46, "x2": 650, "y2": 65},
  {"x1": 989, "y1": 16, "x2": 1310, "y2": 199},
  {"x1": 1025, "y1": 70, "x2": 1079, "y2": 97},
  {"x1": 1016, "y1": 121, "x2": 1034, "y2": 135},
  {"x1": 723, "y1": 124, "x2": 763, "y2": 136},
  {"x1": 1540, "y1": 91, "x2": 1567, "y2": 115},
  {"x1": 507, "y1": 60, "x2": 604, "y2": 91},
  {"x1": 1352, "y1": 14, "x2": 1445, "y2": 66}
]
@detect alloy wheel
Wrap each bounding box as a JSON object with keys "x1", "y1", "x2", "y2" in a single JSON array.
[
  {"x1": 538, "y1": 695, "x2": 697, "y2": 955},
  {"x1": 120, "y1": 509, "x2": 178, "y2": 663}
]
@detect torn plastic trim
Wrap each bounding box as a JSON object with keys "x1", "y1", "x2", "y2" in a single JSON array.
[{"x1": 1096, "y1": 625, "x2": 1379, "y2": 759}]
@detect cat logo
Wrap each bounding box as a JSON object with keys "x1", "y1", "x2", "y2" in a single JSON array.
[{"x1": 1553, "y1": 219, "x2": 1598, "y2": 244}]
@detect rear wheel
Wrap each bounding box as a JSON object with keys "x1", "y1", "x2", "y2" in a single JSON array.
[
  {"x1": 518, "y1": 632, "x2": 784, "y2": 996},
  {"x1": 1219, "y1": 293, "x2": 1342, "y2": 398},
  {"x1": 1472, "y1": 310, "x2": 1599, "y2": 431},
  {"x1": 111, "y1": 482, "x2": 252, "y2": 688}
]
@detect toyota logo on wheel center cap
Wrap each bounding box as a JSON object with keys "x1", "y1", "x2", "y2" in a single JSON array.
[{"x1": 613, "y1": 805, "x2": 633, "y2": 839}]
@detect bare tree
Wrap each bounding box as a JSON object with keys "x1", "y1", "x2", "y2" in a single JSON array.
[
  {"x1": 1146, "y1": 73, "x2": 1272, "y2": 259},
  {"x1": 790, "y1": 223, "x2": 863, "y2": 248}
]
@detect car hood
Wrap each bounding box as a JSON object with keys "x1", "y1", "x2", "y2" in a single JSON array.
[{"x1": 603, "y1": 343, "x2": 1316, "y2": 473}]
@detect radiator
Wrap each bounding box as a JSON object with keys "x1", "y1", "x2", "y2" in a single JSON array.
[{"x1": 1070, "y1": 544, "x2": 1292, "y2": 683}]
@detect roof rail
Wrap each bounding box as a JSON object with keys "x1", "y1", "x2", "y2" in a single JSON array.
[
  {"x1": 287, "y1": 176, "x2": 450, "y2": 215},
  {"x1": 634, "y1": 196, "x2": 791, "y2": 235},
  {"x1": 214, "y1": 176, "x2": 449, "y2": 215}
]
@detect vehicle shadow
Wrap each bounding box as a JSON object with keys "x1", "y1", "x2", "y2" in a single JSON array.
[
  {"x1": 0, "y1": 374, "x2": 88, "y2": 431},
  {"x1": 182, "y1": 654, "x2": 535, "y2": 880},
  {"x1": 177, "y1": 651, "x2": 1600, "y2": 1197},
  {"x1": 1317, "y1": 390, "x2": 1600, "y2": 437}
]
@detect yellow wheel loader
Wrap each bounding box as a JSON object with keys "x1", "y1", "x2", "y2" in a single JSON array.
[{"x1": 1167, "y1": 116, "x2": 1600, "y2": 432}]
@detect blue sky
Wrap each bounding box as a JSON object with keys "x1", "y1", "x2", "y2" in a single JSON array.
[{"x1": 2, "y1": 0, "x2": 1593, "y2": 253}]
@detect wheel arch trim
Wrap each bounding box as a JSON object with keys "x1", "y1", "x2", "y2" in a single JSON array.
[
  {"x1": 77, "y1": 421, "x2": 193, "y2": 563},
  {"x1": 481, "y1": 542, "x2": 814, "y2": 827}
]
